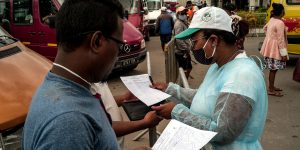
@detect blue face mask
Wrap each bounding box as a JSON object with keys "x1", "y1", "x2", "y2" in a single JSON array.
[
  {"x1": 192, "y1": 38, "x2": 216, "y2": 65},
  {"x1": 178, "y1": 14, "x2": 187, "y2": 22}
]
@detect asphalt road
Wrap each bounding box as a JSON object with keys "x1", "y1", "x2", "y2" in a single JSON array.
[{"x1": 107, "y1": 36, "x2": 300, "y2": 150}]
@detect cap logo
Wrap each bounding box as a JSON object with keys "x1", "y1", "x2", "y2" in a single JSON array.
[{"x1": 201, "y1": 12, "x2": 212, "y2": 22}]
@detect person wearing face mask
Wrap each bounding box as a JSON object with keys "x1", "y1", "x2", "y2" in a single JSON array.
[
  {"x1": 151, "y1": 7, "x2": 268, "y2": 150},
  {"x1": 174, "y1": 6, "x2": 192, "y2": 79}
]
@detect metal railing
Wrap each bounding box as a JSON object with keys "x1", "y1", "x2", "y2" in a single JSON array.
[
  {"x1": 164, "y1": 38, "x2": 178, "y2": 83},
  {"x1": 164, "y1": 38, "x2": 190, "y2": 88}
]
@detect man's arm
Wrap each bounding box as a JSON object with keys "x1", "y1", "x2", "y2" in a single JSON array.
[
  {"x1": 114, "y1": 91, "x2": 136, "y2": 107},
  {"x1": 165, "y1": 82, "x2": 197, "y2": 107},
  {"x1": 155, "y1": 16, "x2": 161, "y2": 34},
  {"x1": 112, "y1": 111, "x2": 161, "y2": 137},
  {"x1": 171, "y1": 93, "x2": 253, "y2": 145},
  {"x1": 170, "y1": 16, "x2": 174, "y2": 30},
  {"x1": 114, "y1": 95, "x2": 126, "y2": 106}
]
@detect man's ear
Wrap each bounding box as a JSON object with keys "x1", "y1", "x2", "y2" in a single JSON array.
[{"x1": 90, "y1": 31, "x2": 103, "y2": 53}]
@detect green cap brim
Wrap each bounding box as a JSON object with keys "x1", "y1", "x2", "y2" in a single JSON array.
[{"x1": 175, "y1": 28, "x2": 200, "y2": 39}]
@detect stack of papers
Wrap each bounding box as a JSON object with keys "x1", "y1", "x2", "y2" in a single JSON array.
[
  {"x1": 120, "y1": 74, "x2": 171, "y2": 106},
  {"x1": 152, "y1": 120, "x2": 217, "y2": 150}
]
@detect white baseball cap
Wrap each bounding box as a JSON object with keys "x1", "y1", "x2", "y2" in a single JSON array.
[
  {"x1": 175, "y1": 7, "x2": 233, "y2": 39},
  {"x1": 161, "y1": 7, "x2": 167, "y2": 11}
]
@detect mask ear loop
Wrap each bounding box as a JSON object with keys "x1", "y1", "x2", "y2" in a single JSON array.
[{"x1": 204, "y1": 37, "x2": 216, "y2": 59}]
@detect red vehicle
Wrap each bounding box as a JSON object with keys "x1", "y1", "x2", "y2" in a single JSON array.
[
  {"x1": 120, "y1": 0, "x2": 150, "y2": 41},
  {"x1": 164, "y1": 0, "x2": 178, "y2": 12},
  {"x1": 1, "y1": 0, "x2": 146, "y2": 70}
]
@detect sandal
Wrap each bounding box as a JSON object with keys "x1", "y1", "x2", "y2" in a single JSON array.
[
  {"x1": 268, "y1": 91, "x2": 283, "y2": 97},
  {"x1": 274, "y1": 87, "x2": 283, "y2": 91}
]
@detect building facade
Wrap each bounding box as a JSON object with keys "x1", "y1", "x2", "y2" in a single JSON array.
[{"x1": 176, "y1": 0, "x2": 269, "y2": 10}]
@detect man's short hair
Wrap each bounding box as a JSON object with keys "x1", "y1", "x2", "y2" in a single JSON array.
[{"x1": 56, "y1": 0, "x2": 124, "y2": 52}]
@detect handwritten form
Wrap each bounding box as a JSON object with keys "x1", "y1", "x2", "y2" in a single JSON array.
[
  {"x1": 152, "y1": 119, "x2": 217, "y2": 150},
  {"x1": 120, "y1": 74, "x2": 171, "y2": 106}
]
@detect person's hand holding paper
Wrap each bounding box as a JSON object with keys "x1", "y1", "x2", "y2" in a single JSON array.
[
  {"x1": 151, "y1": 102, "x2": 176, "y2": 119},
  {"x1": 150, "y1": 82, "x2": 168, "y2": 91},
  {"x1": 143, "y1": 111, "x2": 163, "y2": 127},
  {"x1": 120, "y1": 74, "x2": 171, "y2": 106}
]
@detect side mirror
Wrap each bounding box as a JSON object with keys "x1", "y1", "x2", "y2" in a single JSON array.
[
  {"x1": 124, "y1": 10, "x2": 129, "y2": 19},
  {"x1": 47, "y1": 15, "x2": 56, "y2": 28}
]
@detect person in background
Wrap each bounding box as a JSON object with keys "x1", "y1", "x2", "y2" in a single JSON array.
[
  {"x1": 156, "y1": 6, "x2": 174, "y2": 51},
  {"x1": 25, "y1": 14, "x2": 33, "y2": 24},
  {"x1": 22, "y1": 0, "x2": 150, "y2": 149},
  {"x1": 196, "y1": 2, "x2": 203, "y2": 10},
  {"x1": 186, "y1": 1, "x2": 194, "y2": 22},
  {"x1": 233, "y1": 20, "x2": 249, "y2": 50},
  {"x1": 95, "y1": 83, "x2": 161, "y2": 148},
  {"x1": 293, "y1": 57, "x2": 300, "y2": 82},
  {"x1": 152, "y1": 7, "x2": 268, "y2": 150},
  {"x1": 203, "y1": 1, "x2": 207, "y2": 7},
  {"x1": 0, "y1": 13, "x2": 10, "y2": 33},
  {"x1": 223, "y1": 4, "x2": 249, "y2": 50},
  {"x1": 260, "y1": 3, "x2": 288, "y2": 97},
  {"x1": 174, "y1": 6, "x2": 192, "y2": 79}
]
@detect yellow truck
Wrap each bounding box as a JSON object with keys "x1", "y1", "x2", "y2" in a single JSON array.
[{"x1": 267, "y1": 0, "x2": 300, "y2": 55}]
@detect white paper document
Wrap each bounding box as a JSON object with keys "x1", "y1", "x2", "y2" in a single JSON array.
[
  {"x1": 152, "y1": 119, "x2": 217, "y2": 150},
  {"x1": 120, "y1": 74, "x2": 171, "y2": 106}
]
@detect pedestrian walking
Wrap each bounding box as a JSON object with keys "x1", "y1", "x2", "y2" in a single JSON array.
[
  {"x1": 156, "y1": 6, "x2": 174, "y2": 51},
  {"x1": 260, "y1": 3, "x2": 288, "y2": 97}
]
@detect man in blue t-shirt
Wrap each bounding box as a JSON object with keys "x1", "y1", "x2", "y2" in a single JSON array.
[{"x1": 22, "y1": 0, "x2": 144, "y2": 149}]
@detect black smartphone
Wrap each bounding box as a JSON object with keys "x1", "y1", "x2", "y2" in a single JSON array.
[{"x1": 122, "y1": 99, "x2": 167, "y2": 121}]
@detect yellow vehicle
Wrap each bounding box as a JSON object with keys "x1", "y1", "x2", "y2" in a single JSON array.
[{"x1": 267, "y1": 0, "x2": 300, "y2": 55}]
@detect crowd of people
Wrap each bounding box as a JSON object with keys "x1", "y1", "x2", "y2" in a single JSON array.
[{"x1": 21, "y1": 0, "x2": 295, "y2": 149}]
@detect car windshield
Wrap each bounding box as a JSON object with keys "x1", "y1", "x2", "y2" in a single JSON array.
[
  {"x1": 147, "y1": 1, "x2": 161, "y2": 11},
  {"x1": 58, "y1": 0, "x2": 64, "y2": 5},
  {"x1": 0, "y1": 28, "x2": 18, "y2": 47},
  {"x1": 60, "y1": 0, "x2": 140, "y2": 15},
  {"x1": 120, "y1": 0, "x2": 140, "y2": 14}
]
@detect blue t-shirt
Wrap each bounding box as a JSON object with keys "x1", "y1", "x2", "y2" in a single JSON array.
[{"x1": 22, "y1": 72, "x2": 120, "y2": 150}]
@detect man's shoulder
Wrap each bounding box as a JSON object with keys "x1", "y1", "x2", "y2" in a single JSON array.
[
  {"x1": 222, "y1": 58, "x2": 264, "y2": 82},
  {"x1": 160, "y1": 13, "x2": 172, "y2": 18},
  {"x1": 48, "y1": 111, "x2": 97, "y2": 128},
  {"x1": 23, "y1": 111, "x2": 118, "y2": 150}
]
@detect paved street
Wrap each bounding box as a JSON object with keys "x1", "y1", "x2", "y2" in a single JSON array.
[{"x1": 107, "y1": 36, "x2": 300, "y2": 150}]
